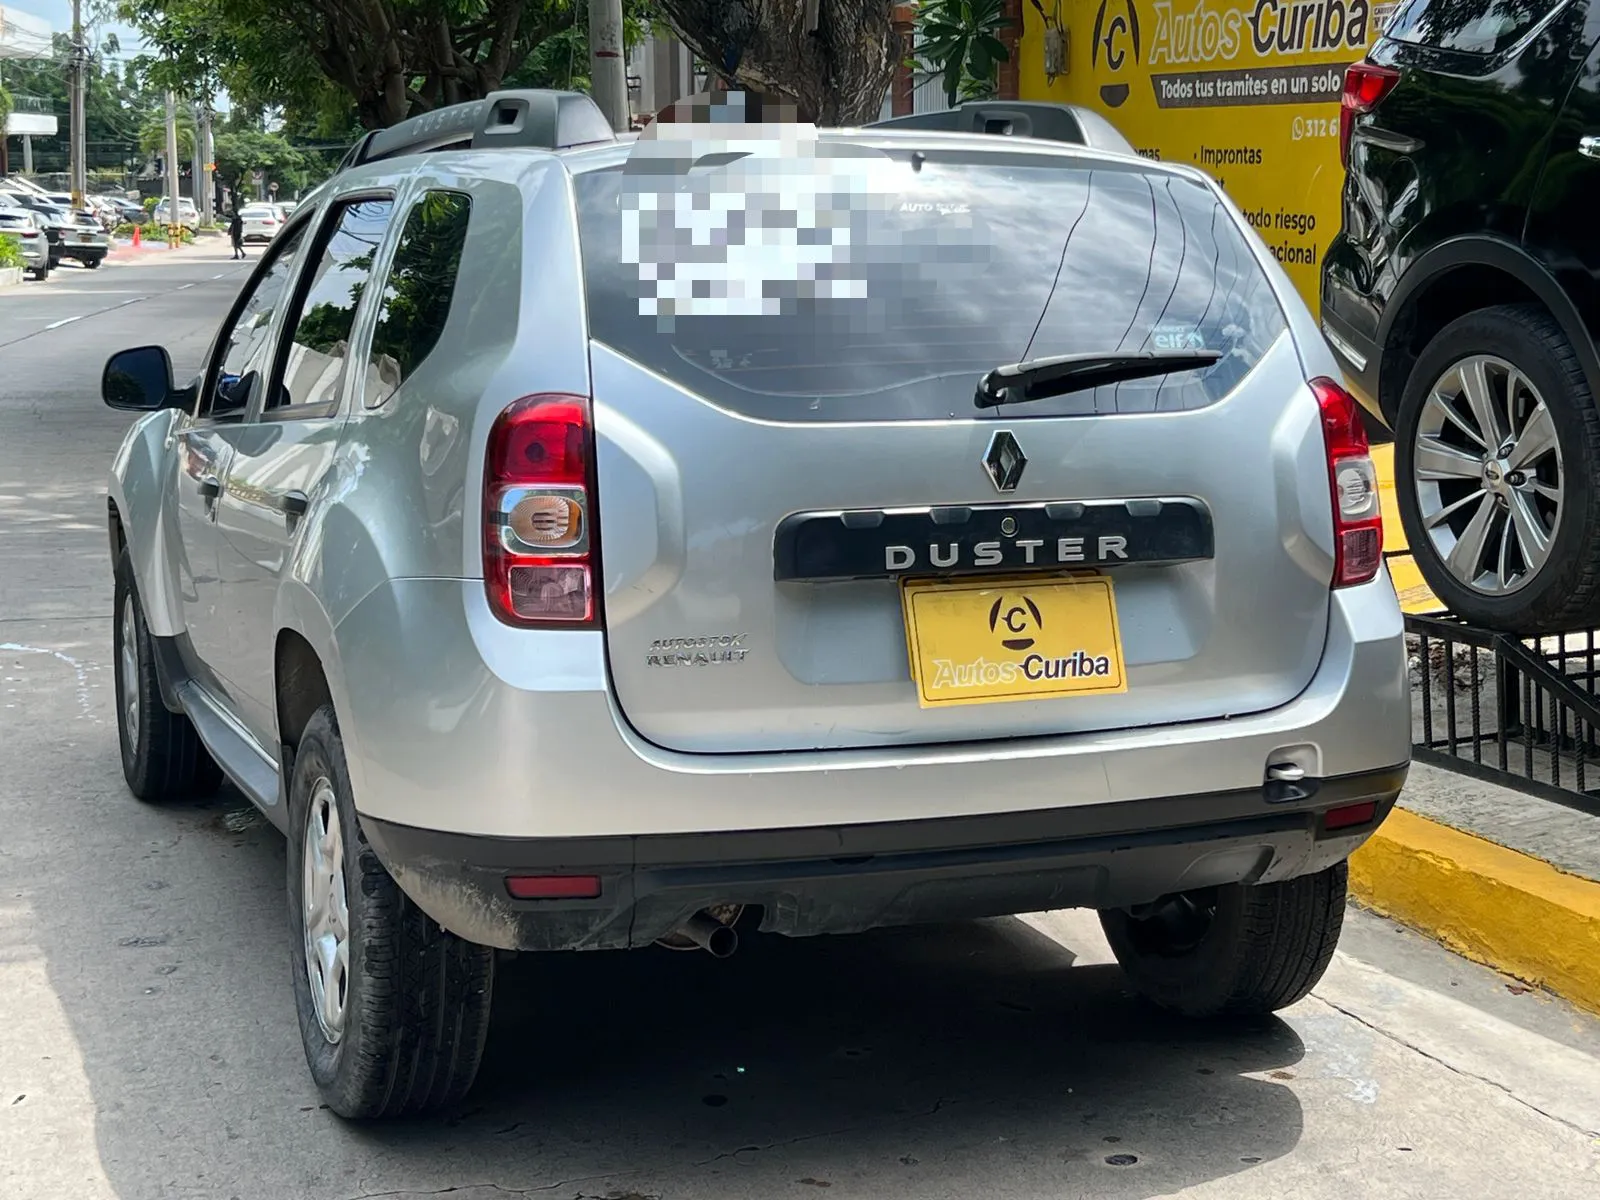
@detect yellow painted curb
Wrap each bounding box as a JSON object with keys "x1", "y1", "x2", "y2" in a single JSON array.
[{"x1": 1350, "y1": 807, "x2": 1600, "y2": 1014}]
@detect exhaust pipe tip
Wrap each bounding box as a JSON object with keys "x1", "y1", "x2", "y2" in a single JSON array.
[{"x1": 676, "y1": 910, "x2": 740, "y2": 958}]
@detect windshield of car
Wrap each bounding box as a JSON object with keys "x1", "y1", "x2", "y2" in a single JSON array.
[
  {"x1": 572, "y1": 139, "x2": 1286, "y2": 423},
  {"x1": 240, "y1": 207, "x2": 274, "y2": 218}
]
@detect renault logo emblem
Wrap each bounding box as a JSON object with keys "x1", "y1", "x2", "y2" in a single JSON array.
[{"x1": 983, "y1": 430, "x2": 1027, "y2": 492}]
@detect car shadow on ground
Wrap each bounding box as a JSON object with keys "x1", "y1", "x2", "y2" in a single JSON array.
[{"x1": 25, "y1": 777, "x2": 1304, "y2": 1200}]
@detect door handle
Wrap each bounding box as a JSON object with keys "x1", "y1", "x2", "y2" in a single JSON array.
[
  {"x1": 1581, "y1": 135, "x2": 1600, "y2": 160},
  {"x1": 198, "y1": 475, "x2": 221, "y2": 500},
  {"x1": 277, "y1": 491, "x2": 309, "y2": 518}
]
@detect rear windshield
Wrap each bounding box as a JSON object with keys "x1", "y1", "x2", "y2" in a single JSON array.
[
  {"x1": 1383, "y1": 0, "x2": 1565, "y2": 54},
  {"x1": 573, "y1": 144, "x2": 1286, "y2": 422}
]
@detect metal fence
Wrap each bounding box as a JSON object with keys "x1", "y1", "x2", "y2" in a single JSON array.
[{"x1": 1407, "y1": 609, "x2": 1600, "y2": 815}]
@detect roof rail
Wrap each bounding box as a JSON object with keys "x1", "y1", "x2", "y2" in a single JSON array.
[
  {"x1": 864, "y1": 101, "x2": 1134, "y2": 157},
  {"x1": 339, "y1": 90, "x2": 616, "y2": 172}
]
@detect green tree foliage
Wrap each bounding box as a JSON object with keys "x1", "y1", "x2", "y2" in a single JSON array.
[
  {"x1": 139, "y1": 108, "x2": 196, "y2": 160},
  {"x1": 118, "y1": 0, "x2": 654, "y2": 130},
  {"x1": 213, "y1": 130, "x2": 307, "y2": 203},
  {"x1": 1, "y1": 34, "x2": 161, "y2": 174},
  {"x1": 912, "y1": 0, "x2": 1010, "y2": 108}
]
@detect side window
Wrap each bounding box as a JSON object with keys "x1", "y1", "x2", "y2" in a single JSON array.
[
  {"x1": 364, "y1": 191, "x2": 472, "y2": 408},
  {"x1": 269, "y1": 199, "x2": 395, "y2": 416},
  {"x1": 203, "y1": 225, "x2": 308, "y2": 420}
]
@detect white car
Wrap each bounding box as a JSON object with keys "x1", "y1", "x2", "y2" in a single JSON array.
[
  {"x1": 152, "y1": 198, "x2": 200, "y2": 229},
  {"x1": 237, "y1": 204, "x2": 284, "y2": 243}
]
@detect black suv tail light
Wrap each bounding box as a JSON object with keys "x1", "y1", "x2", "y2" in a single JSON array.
[{"x1": 1340, "y1": 63, "x2": 1401, "y2": 169}]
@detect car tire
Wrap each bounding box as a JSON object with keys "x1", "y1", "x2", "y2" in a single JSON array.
[
  {"x1": 287, "y1": 704, "x2": 495, "y2": 1119},
  {"x1": 1098, "y1": 862, "x2": 1347, "y2": 1017},
  {"x1": 1394, "y1": 304, "x2": 1600, "y2": 634},
  {"x1": 28, "y1": 264, "x2": 48, "y2": 281},
  {"x1": 84, "y1": 256, "x2": 102, "y2": 270},
  {"x1": 113, "y1": 548, "x2": 222, "y2": 801}
]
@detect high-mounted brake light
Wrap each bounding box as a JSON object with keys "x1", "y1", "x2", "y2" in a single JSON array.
[
  {"x1": 1312, "y1": 377, "x2": 1383, "y2": 588},
  {"x1": 484, "y1": 394, "x2": 601, "y2": 627},
  {"x1": 1340, "y1": 62, "x2": 1400, "y2": 169}
]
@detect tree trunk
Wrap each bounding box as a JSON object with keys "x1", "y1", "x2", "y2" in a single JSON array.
[{"x1": 658, "y1": 0, "x2": 898, "y2": 125}]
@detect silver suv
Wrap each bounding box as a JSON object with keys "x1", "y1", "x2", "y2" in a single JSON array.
[{"x1": 101, "y1": 91, "x2": 1410, "y2": 1120}]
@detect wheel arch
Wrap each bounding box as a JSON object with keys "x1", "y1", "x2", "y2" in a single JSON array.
[
  {"x1": 273, "y1": 582, "x2": 362, "y2": 811},
  {"x1": 1377, "y1": 237, "x2": 1600, "y2": 427}
]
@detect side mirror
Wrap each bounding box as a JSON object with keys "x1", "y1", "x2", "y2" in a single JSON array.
[{"x1": 102, "y1": 346, "x2": 178, "y2": 412}]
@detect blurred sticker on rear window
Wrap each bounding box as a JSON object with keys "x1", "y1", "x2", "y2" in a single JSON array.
[{"x1": 618, "y1": 92, "x2": 980, "y2": 331}]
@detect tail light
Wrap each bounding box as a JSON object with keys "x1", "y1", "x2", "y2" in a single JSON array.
[
  {"x1": 1340, "y1": 62, "x2": 1400, "y2": 168},
  {"x1": 484, "y1": 393, "x2": 601, "y2": 627},
  {"x1": 1313, "y1": 377, "x2": 1382, "y2": 588}
]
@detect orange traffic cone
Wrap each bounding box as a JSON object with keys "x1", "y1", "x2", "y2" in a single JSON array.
[{"x1": 131, "y1": 225, "x2": 141, "y2": 249}]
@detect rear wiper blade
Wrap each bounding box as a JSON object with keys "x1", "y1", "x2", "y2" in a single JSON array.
[{"x1": 974, "y1": 349, "x2": 1223, "y2": 409}]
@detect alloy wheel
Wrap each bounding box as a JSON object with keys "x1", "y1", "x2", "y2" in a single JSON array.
[
  {"x1": 118, "y1": 594, "x2": 140, "y2": 747},
  {"x1": 302, "y1": 777, "x2": 351, "y2": 1044},
  {"x1": 1413, "y1": 354, "x2": 1563, "y2": 595}
]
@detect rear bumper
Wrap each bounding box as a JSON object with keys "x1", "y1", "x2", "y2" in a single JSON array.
[
  {"x1": 332, "y1": 573, "x2": 1411, "y2": 841},
  {"x1": 361, "y1": 765, "x2": 1406, "y2": 950}
]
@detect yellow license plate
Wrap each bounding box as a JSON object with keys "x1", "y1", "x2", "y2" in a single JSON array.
[{"x1": 901, "y1": 574, "x2": 1128, "y2": 708}]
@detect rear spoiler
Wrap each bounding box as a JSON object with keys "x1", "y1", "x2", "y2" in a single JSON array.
[{"x1": 865, "y1": 101, "x2": 1135, "y2": 157}]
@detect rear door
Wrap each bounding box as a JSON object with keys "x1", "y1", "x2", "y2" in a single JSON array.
[
  {"x1": 212, "y1": 197, "x2": 394, "y2": 744},
  {"x1": 577, "y1": 135, "x2": 1334, "y2": 754}
]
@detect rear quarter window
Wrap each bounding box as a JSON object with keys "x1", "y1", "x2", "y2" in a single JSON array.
[
  {"x1": 573, "y1": 146, "x2": 1286, "y2": 423},
  {"x1": 1383, "y1": 0, "x2": 1566, "y2": 53}
]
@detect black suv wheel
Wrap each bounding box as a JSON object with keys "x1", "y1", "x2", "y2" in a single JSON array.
[{"x1": 1394, "y1": 305, "x2": 1600, "y2": 635}]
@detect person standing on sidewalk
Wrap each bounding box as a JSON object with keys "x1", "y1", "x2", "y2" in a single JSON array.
[{"x1": 228, "y1": 210, "x2": 245, "y2": 260}]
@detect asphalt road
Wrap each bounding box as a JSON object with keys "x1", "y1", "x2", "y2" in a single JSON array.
[{"x1": 4, "y1": 249, "x2": 1600, "y2": 1199}]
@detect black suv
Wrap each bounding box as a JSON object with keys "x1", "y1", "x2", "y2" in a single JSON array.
[{"x1": 1322, "y1": 0, "x2": 1600, "y2": 634}]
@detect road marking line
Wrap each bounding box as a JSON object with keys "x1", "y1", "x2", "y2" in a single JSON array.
[
  {"x1": 43, "y1": 315, "x2": 83, "y2": 330},
  {"x1": 176, "y1": 283, "x2": 195, "y2": 290},
  {"x1": 212, "y1": 273, "x2": 227, "y2": 279}
]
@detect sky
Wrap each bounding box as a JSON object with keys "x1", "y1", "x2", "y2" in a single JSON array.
[{"x1": 9, "y1": 0, "x2": 145, "y2": 60}]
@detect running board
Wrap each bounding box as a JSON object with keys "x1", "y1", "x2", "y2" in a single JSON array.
[{"x1": 177, "y1": 680, "x2": 282, "y2": 818}]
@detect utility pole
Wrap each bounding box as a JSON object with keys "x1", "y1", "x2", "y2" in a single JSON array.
[
  {"x1": 199, "y1": 105, "x2": 214, "y2": 225},
  {"x1": 587, "y1": 0, "x2": 629, "y2": 132},
  {"x1": 190, "y1": 99, "x2": 205, "y2": 223},
  {"x1": 164, "y1": 90, "x2": 180, "y2": 242},
  {"x1": 69, "y1": 0, "x2": 87, "y2": 210}
]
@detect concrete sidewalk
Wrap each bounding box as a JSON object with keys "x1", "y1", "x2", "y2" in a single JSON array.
[
  {"x1": 1353, "y1": 760, "x2": 1600, "y2": 1014},
  {"x1": 105, "y1": 232, "x2": 235, "y2": 264}
]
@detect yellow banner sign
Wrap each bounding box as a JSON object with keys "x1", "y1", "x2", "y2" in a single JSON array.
[{"x1": 1019, "y1": 0, "x2": 1398, "y2": 316}]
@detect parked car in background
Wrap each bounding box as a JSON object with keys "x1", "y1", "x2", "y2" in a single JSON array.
[
  {"x1": 0, "y1": 190, "x2": 66, "y2": 268},
  {"x1": 58, "y1": 211, "x2": 109, "y2": 268},
  {"x1": 0, "y1": 206, "x2": 51, "y2": 279},
  {"x1": 237, "y1": 203, "x2": 285, "y2": 243},
  {"x1": 1322, "y1": 0, "x2": 1600, "y2": 635},
  {"x1": 101, "y1": 91, "x2": 1409, "y2": 1120},
  {"x1": 152, "y1": 197, "x2": 200, "y2": 229},
  {"x1": 110, "y1": 197, "x2": 148, "y2": 225}
]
